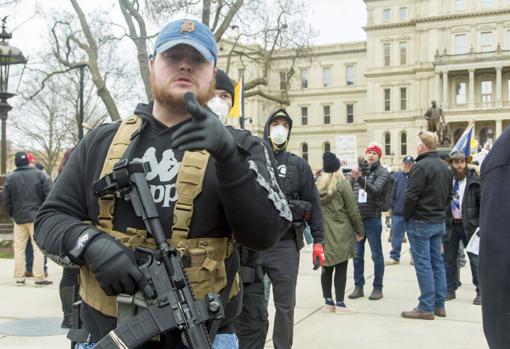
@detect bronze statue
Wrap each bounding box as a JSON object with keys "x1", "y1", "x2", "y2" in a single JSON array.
[{"x1": 425, "y1": 100, "x2": 449, "y2": 146}]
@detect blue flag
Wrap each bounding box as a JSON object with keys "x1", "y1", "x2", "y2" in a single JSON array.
[{"x1": 452, "y1": 122, "x2": 474, "y2": 157}]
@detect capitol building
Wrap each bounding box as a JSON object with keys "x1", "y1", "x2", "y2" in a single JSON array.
[{"x1": 219, "y1": 0, "x2": 510, "y2": 170}]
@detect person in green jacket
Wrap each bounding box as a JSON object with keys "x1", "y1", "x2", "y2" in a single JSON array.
[{"x1": 317, "y1": 152, "x2": 365, "y2": 313}]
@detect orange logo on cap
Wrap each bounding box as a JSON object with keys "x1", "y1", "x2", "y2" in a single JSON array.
[{"x1": 181, "y1": 20, "x2": 195, "y2": 33}]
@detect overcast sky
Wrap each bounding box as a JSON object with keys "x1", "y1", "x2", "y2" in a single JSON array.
[{"x1": 4, "y1": 0, "x2": 367, "y2": 56}]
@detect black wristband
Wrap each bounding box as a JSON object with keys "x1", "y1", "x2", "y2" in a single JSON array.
[{"x1": 68, "y1": 228, "x2": 101, "y2": 263}]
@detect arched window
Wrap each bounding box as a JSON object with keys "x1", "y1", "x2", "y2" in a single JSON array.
[
  {"x1": 400, "y1": 132, "x2": 407, "y2": 155},
  {"x1": 302, "y1": 143, "x2": 309, "y2": 161},
  {"x1": 384, "y1": 132, "x2": 391, "y2": 155},
  {"x1": 453, "y1": 127, "x2": 465, "y2": 145},
  {"x1": 479, "y1": 127, "x2": 493, "y2": 149},
  {"x1": 323, "y1": 142, "x2": 331, "y2": 153}
]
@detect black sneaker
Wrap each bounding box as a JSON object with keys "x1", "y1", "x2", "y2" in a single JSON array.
[
  {"x1": 16, "y1": 280, "x2": 25, "y2": 286},
  {"x1": 35, "y1": 280, "x2": 53, "y2": 286},
  {"x1": 473, "y1": 294, "x2": 481, "y2": 305},
  {"x1": 445, "y1": 291, "x2": 456, "y2": 301}
]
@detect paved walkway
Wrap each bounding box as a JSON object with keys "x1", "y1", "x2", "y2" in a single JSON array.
[{"x1": 0, "y1": 235, "x2": 488, "y2": 348}]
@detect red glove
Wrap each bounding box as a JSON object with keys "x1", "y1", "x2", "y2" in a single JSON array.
[{"x1": 312, "y1": 244, "x2": 325, "y2": 270}]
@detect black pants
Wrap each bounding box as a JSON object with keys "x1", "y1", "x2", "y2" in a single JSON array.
[
  {"x1": 237, "y1": 273, "x2": 268, "y2": 349},
  {"x1": 444, "y1": 223, "x2": 479, "y2": 293},
  {"x1": 261, "y1": 239, "x2": 300, "y2": 349},
  {"x1": 321, "y1": 261, "x2": 348, "y2": 302}
]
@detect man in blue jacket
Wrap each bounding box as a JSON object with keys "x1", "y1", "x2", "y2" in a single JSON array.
[{"x1": 386, "y1": 156, "x2": 414, "y2": 265}]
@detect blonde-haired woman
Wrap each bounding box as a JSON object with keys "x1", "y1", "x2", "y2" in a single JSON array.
[{"x1": 318, "y1": 152, "x2": 364, "y2": 313}]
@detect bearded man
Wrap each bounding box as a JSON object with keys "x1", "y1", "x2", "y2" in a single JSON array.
[
  {"x1": 34, "y1": 19, "x2": 291, "y2": 349},
  {"x1": 443, "y1": 150, "x2": 481, "y2": 305}
]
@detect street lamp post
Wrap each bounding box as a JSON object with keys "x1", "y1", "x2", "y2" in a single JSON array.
[{"x1": 0, "y1": 17, "x2": 27, "y2": 174}]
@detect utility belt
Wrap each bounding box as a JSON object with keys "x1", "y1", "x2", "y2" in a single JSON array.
[{"x1": 79, "y1": 226, "x2": 239, "y2": 318}]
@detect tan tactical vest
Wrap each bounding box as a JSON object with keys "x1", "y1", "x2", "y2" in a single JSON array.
[{"x1": 79, "y1": 115, "x2": 240, "y2": 318}]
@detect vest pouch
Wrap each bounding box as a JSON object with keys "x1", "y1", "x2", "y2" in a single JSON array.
[{"x1": 183, "y1": 244, "x2": 228, "y2": 300}]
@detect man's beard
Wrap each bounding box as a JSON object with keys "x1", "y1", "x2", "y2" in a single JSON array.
[
  {"x1": 150, "y1": 72, "x2": 216, "y2": 111},
  {"x1": 453, "y1": 166, "x2": 467, "y2": 180}
]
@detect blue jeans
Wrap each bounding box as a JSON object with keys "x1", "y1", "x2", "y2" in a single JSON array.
[
  {"x1": 405, "y1": 219, "x2": 447, "y2": 313},
  {"x1": 75, "y1": 333, "x2": 239, "y2": 349},
  {"x1": 390, "y1": 215, "x2": 406, "y2": 261},
  {"x1": 353, "y1": 217, "x2": 384, "y2": 289}
]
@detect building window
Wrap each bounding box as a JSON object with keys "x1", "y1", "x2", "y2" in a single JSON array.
[
  {"x1": 383, "y1": 43, "x2": 391, "y2": 66},
  {"x1": 384, "y1": 133, "x2": 391, "y2": 155},
  {"x1": 383, "y1": 8, "x2": 391, "y2": 21},
  {"x1": 301, "y1": 69, "x2": 309, "y2": 88},
  {"x1": 455, "y1": 34, "x2": 467, "y2": 54},
  {"x1": 301, "y1": 143, "x2": 308, "y2": 161},
  {"x1": 323, "y1": 105, "x2": 331, "y2": 125},
  {"x1": 323, "y1": 142, "x2": 331, "y2": 153},
  {"x1": 400, "y1": 132, "x2": 407, "y2": 155},
  {"x1": 455, "y1": 0, "x2": 465, "y2": 10},
  {"x1": 384, "y1": 88, "x2": 391, "y2": 111},
  {"x1": 346, "y1": 104, "x2": 354, "y2": 123},
  {"x1": 346, "y1": 65, "x2": 355, "y2": 85},
  {"x1": 399, "y1": 42, "x2": 407, "y2": 65},
  {"x1": 399, "y1": 7, "x2": 408, "y2": 19},
  {"x1": 453, "y1": 128, "x2": 465, "y2": 144},
  {"x1": 481, "y1": 80, "x2": 492, "y2": 107},
  {"x1": 279, "y1": 71, "x2": 286, "y2": 90},
  {"x1": 400, "y1": 87, "x2": 407, "y2": 110},
  {"x1": 456, "y1": 82, "x2": 467, "y2": 106},
  {"x1": 301, "y1": 106, "x2": 308, "y2": 125},
  {"x1": 480, "y1": 32, "x2": 493, "y2": 52},
  {"x1": 323, "y1": 67, "x2": 332, "y2": 87},
  {"x1": 482, "y1": 0, "x2": 492, "y2": 9}
]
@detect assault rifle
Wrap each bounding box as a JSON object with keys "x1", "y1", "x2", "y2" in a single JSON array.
[{"x1": 91, "y1": 159, "x2": 224, "y2": 349}]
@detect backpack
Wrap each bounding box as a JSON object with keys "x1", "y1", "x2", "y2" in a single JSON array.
[{"x1": 380, "y1": 173, "x2": 395, "y2": 212}]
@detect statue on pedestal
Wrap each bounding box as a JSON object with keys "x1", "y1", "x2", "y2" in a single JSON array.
[{"x1": 424, "y1": 100, "x2": 450, "y2": 147}]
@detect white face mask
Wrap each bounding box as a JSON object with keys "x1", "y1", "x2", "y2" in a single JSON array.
[
  {"x1": 270, "y1": 124, "x2": 289, "y2": 145},
  {"x1": 207, "y1": 96, "x2": 230, "y2": 123}
]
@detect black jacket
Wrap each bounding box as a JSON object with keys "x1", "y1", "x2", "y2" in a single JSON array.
[
  {"x1": 4, "y1": 166, "x2": 52, "y2": 224},
  {"x1": 392, "y1": 170, "x2": 409, "y2": 216},
  {"x1": 350, "y1": 161, "x2": 389, "y2": 218},
  {"x1": 479, "y1": 126, "x2": 510, "y2": 349},
  {"x1": 445, "y1": 169, "x2": 480, "y2": 241},
  {"x1": 263, "y1": 109, "x2": 324, "y2": 244},
  {"x1": 403, "y1": 151, "x2": 452, "y2": 222},
  {"x1": 34, "y1": 103, "x2": 291, "y2": 334}
]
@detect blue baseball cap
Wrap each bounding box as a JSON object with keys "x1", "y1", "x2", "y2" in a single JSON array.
[{"x1": 153, "y1": 19, "x2": 217, "y2": 63}]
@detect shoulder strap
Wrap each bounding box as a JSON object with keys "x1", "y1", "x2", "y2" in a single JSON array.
[
  {"x1": 98, "y1": 115, "x2": 143, "y2": 231},
  {"x1": 171, "y1": 150, "x2": 210, "y2": 241},
  {"x1": 284, "y1": 153, "x2": 298, "y2": 198}
]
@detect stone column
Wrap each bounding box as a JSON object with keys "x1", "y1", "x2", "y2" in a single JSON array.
[
  {"x1": 442, "y1": 71, "x2": 449, "y2": 109},
  {"x1": 469, "y1": 69, "x2": 475, "y2": 109},
  {"x1": 496, "y1": 66, "x2": 502, "y2": 107},
  {"x1": 496, "y1": 119, "x2": 503, "y2": 138},
  {"x1": 435, "y1": 72, "x2": 441, "y2": 104}
]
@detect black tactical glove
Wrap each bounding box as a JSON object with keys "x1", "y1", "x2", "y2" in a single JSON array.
[
  {"x1": 170, "y1": 92, "x2": 236, "y2": 161},
  {"x1": 82, "y1": 233, "x2": 149, "y2": 296}
]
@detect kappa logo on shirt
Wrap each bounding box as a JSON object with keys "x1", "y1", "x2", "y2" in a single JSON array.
[
  {"x1": 134, "y1": 147, "x2": 181, "y2": 208},
  {"x1": 277, "y1": 164, "x2": 287, "y2": 178}
]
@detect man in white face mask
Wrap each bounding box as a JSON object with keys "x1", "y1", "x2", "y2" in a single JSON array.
[
  {"x1": 208, "y1": 69, "x2": 235, "y2": 124},
  {"x1": 237, "y1": 109, "x2": 324, "y2": 349}
]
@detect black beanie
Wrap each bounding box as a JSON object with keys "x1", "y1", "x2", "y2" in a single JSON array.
[
  {"x1": 323, "y1": 152, "x2": 341, "y2": 173},
  {"x1": 215, "y1": 69, "x2": 235, "y2": 105},
  {"x1": 15, "y1": 151, "x2": 29, "y2": 168}
]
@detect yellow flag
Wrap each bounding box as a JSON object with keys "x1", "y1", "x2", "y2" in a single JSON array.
[{"x1": 228, "y1": 77, "x2": 243, "y2": 118}]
